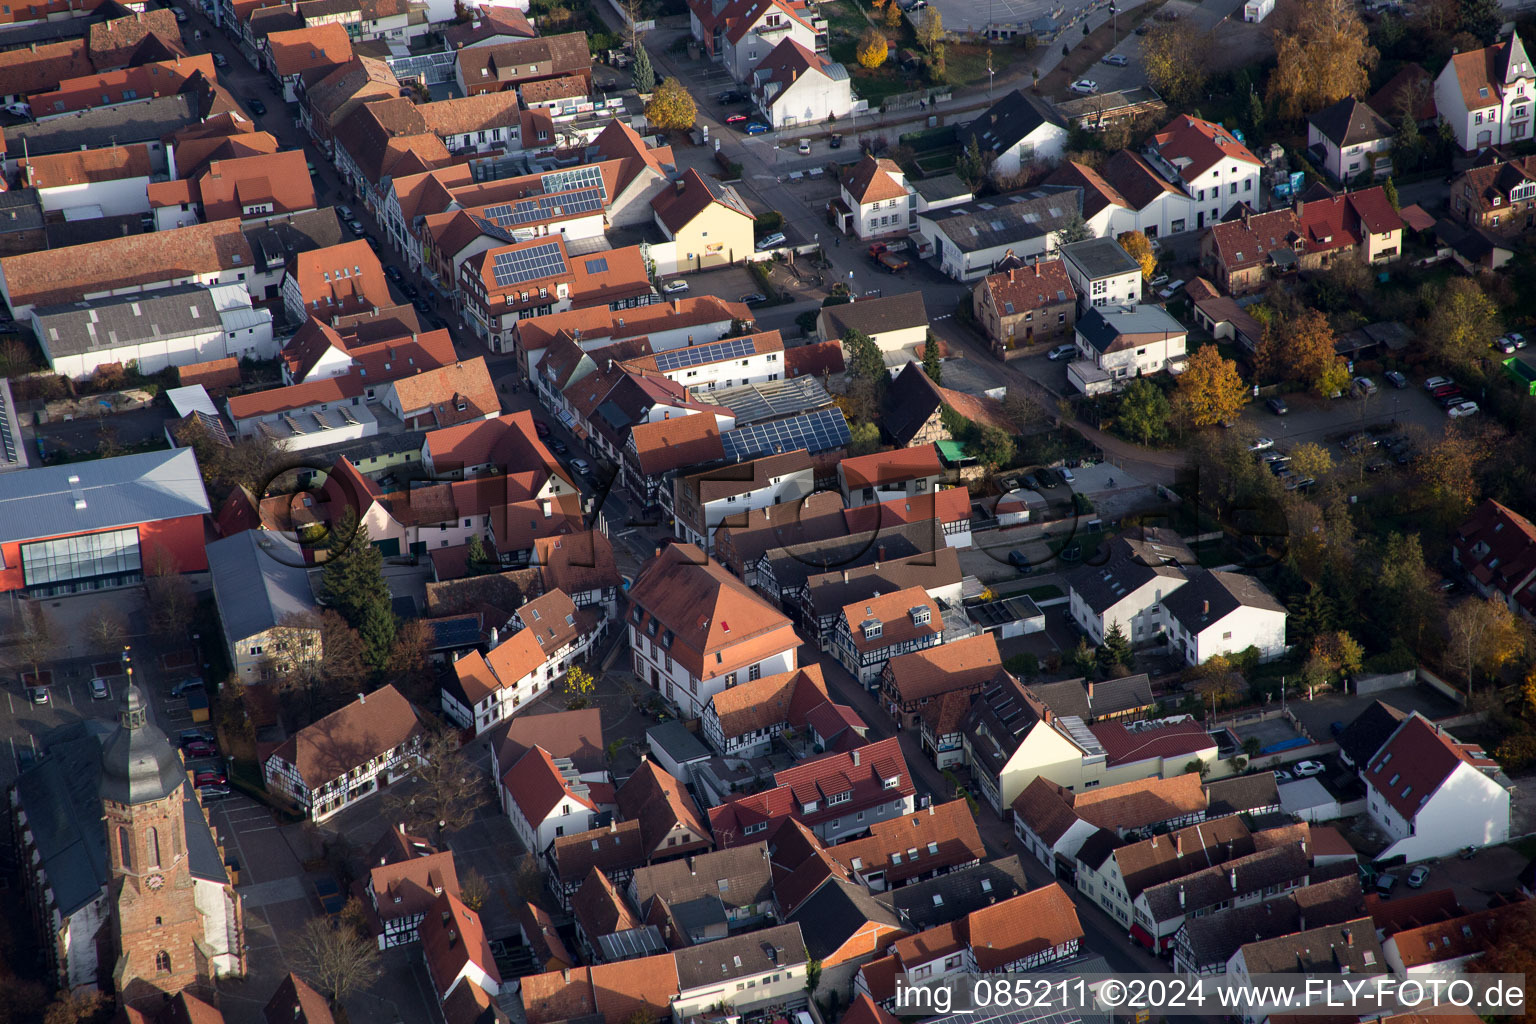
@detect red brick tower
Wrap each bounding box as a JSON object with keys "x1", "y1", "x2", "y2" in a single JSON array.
[{"x1": 100, "y1": 683, "x2": 209, "y2": 1010}]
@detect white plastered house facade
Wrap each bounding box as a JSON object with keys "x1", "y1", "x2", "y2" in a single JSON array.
[{"x1": 1434, "y1": 33, "x2": 1536, "y2": 151}]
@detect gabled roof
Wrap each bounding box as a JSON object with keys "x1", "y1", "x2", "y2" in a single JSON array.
[
  {"x1": 822, "y1": 292, "x2": 929, "y2": 340},
  {"x1": 369, "y1": 849, "x2": 460, "y2": 925},
  {"x1": 1443, "y1": 33, "x2": 1533, "y2": 111},
  {"x1": 572, "y1": 865, "x2": 643, "y2": 939},
  {"x1": 1337, "y1": 700, "x2": 1408, "y2": 770},
  {"x1": 651, "y1": 168, "x2": 754, "y2": 233},
  {"x1": 961, "y1": 88, "x2": 1066, "y2": 158},
  {"x1": 1309, "y1": 96, "x2": 1393, "y2": 148},
  {"x1": 1100, "y1": 815, "x2": 1251, "y2": 897},
  {"x1": 1238, "y1": 916, "x2": 1384, "y2": 975},
  {"x1": 1014, "y1": 773, "x2": 1207, "y2": 847},
  {"x1": 1162, "y1": 570, "x2": 1286, "y2": 634},
  {"x1": 445, "y1": 5, "x2": 537, "y2": 47},
  {"x1": 630, "y1": 842, "x2": 774, "y2": 915},
  {"x1": 550, "y1": 819, "x2": 648, "y2": 888},
  {"x1": 389, "y1": 357, "x2": 499, "y2": 428},
  {"x1": 287, "y1": 238, "x2": 392, "y2": 318},
  {"x1": 503, "y1": 745, "x2": 597, "y2": 827},
  {"x1": 626, "y1": 542, "x2": 798, "y2": 682},
  {"x1": 824, "y1": 799, "x2": 984, "y2": 886},
  {"x1": 0, "y1": 217, "x2": 252, "y2": 311},
  {"x1": 1088, "y1": 716, "x2": 1214, "y2": 767},
  {"x1": 844, "y1": 154, "x2": 907, "y2": 205},
  {"x1": 1203, "y1": 771, "x2": 1281, "y2": 816},
  {"x1": 706, "y1": 664, "x2": 830, "y2": 742},
  {"x1": 489, "y1": 708, "x2": 604, "y2": 778},
  {"x1": 267, "y1": 22, "x2": 352, "y2": 78},
  {"x1": 880, "y1": 361, "x2": 944, "y2": 447},
  {"x1": 673, "y1": 922, "x2": 806, "y2": 989},
  {"x1": 1455, "y1": 498, "x2": 1536, "y2": 614},
  {"x1": 264, "y1": 972, "x2": 336, "y2": 1024},
  {"x1": 1365, "y1": 713, "x2": 1500, "y2": 821},
  {"x1": 968, "y1": 883, "x2": 1082, "y2": 970},
  {"x1": 873, "y1": 856, "x2": 1031, "y2": 932},
  {"x1": 1388, "y1": 902, "x2": 1523, "y2": 968},
  {"x1": 533, "y1": 529, "x2": 622, "y2": 600},
  {"x1": 885, "y1": 632, "x2": 1000, "y2": 705},
  {"x1": 978, "y1": 258, "x2": 1077, "y2": 316},
  {"x1": 269, "y1": 684, "x2": 422, "y2": 790},
  {"x1": 615, "y1": 759, "x2": 710, "y2": 855},
  {"x1": 755, "y1": 38, "x2": 841, "y2": 105},
  {"x1": 1149, "y1": 114, "x2": 1261, "y2": 180},
  {"x1": 787, "y1": 877, "x2": 902, "y2": 960},
  {"x1": 1180, "y1": 875, "x2": 1364, "y2": 969},
  {"x1": 1025, "y1": 673, "x2": 1154, "y2": 721},
  {"x1": 1368, "y1": 64, "x2": 1436, "y2": 124},
  {"x1": 842, "y1": 487, "x2": 970, "y2": 533},
  {"x1": 421, "y1": 891, "x2": 501, "y2": 999},
  {"x1": 1101, "y1": 148, "x2": 1188, "y2": 210},
  {"x1": 839, "y1": 586, "x2": 942, "y2": 654},
  {"x1": 840, "y1": 442, "x2": 941, "y2": 489}
]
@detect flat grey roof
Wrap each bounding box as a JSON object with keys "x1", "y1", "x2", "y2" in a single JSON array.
[
  {"x1": 33, "y1": 285, "x2": 223, "y2": 358},
  {"x1": 0, "y1": 447, "x2": 210, "y2": 545},
  {"x1": 1061, "y1": 236, "x2": 1142, "y2": 280}
]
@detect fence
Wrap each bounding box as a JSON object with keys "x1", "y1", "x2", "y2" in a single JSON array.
[
  {"x1": 1417, "y1": 666, "x2": 1466, "y2": 705},
  {"x1": 881, "y1": 89, "x2": 952, "y2": 113},
  {"x1": 1353, "y1": 670, "x2": 1415, "y2": 696}
]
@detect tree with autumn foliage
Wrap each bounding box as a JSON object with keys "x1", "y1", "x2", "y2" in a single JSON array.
[
  {"x1": 1117, "y1": 231, "x2": 1157, "y2": 280},
  {"x1": 1415, "y1": 424, "x2": 1491, "y2": 526},
  {"x1": 646, "y1": 77, "x2": 696, "y2": 131},
  {"x1": 1172, "y1": 345, "x2": 1247, "y2": 428},
  {"x1": 1425, "y1": 276, "x2": 1502, "y2": 369},
  {"x1": 1445, "y1": 594, "x2": 1527, "y2": 694},
  {"x1": 1257, "y1": 307, "x2": 1350, "y2": 396},
  {"x1": 1140, "y1": 21, "x2": 1209, "y2": 106},
  {"x1": 1266, "y1": 0, "x2": 1376, "y2": 120},
  {"x1": 856, "y1": 28, "x2": 888, "y2": 68},
  {"x1": 1467, "y1": 901, "x2": 1536, "y2": 1024},
  {"x1": 1288, "y1": 441, "x2": 1334, "y2": 481}
]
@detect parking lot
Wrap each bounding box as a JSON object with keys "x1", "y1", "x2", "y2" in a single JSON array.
[{"x1": 1284, "y1": 684, "x2": 1461, "y2": 743}]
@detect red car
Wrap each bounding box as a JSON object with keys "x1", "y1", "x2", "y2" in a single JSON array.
[
  {"x1": 185, "y1": 740, "x2": 217, "y2": 759},
  {"x1": 194, "y1": 770, "x2": 227, "y2": 787},
  {"x1": 534, "y1": 419, "x2": 550, "y2": 438},
  {"x1": 725, "y1": 113, "x2": 748, "y2": 124}
]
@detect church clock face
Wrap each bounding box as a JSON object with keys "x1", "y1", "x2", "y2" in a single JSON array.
[{"x1": 146, "y1": 873, "x2": 164, "y2": 891}]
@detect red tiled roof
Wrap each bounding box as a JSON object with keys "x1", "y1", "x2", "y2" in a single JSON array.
[
  {"x1": 884, "y1": 632, "x2": 1000, "y2": 705},
  {"x1": 369, "y1": 849, "x2": 460, "y2": 926},
  {"x1": 707, "y1": 664, "x2": 829, "y2": 741},
  {"x1": 844, "y1": 153, "x2": 907, "y2": 205},
  {"x1": 786, "y1": 339, "x2": 845, "y2": 379},
  {"x1": 225, "y1": 373, "x2": 364, "y2": 419},
  {"x1": 840, "y1": 586, "x2": 942, "y2": 655},
  {"x1": 521, "y1": 967, "x2": 595, "y2": 1024},
  {"x1": 825, "y1": 799, "x2": 984, "y2": 886},
  {"x1": 1087, "y1": 717, "x2": 1214, "y2": 767},
  {"x1": 979, "y1": 258, "x2": 1078, "y2": 315},
  {"x1": 628, "y1": 413, "x2": 725, "y2": 476},
  {"x1": 420, "y1": 891, "x2": 500, "y2": 1000},
  {"x1": 843, "y1": 487, "x2": 970, "y2": 533},
  {"x1": 288, "y1": 240, "x2": 392, "y2": 319},
  {"x1": 967, "y1": 883, "x2": 1082, "y2": 970},
  {"x1": 267, "y1": 22, "x2": 353, "y2": 78},
  {"x1": 1454, "y1": 498, "x2": 1536, "y2": 615},
  {"x1": 588, "y1": 955, "x2": 680, "y2": 1024},
  {"x1": 502, "y1": 745, "x2": 595, "y2": 826},
  {"x1": 1365, "y1": 714, "x2": 1498, "y2": 822},
  {"x1": 389, "y1": 357, "x2": 499, "y2": 428},
  {"x1": 267, "y1": 684, "x2": 421, "y2": 789},
  {"x1": 1150, "y1": 114, "x2": 1261, "y2": 180},
  {"x1": 840, "y1": 443, "x2": 941, "y2": 489}
]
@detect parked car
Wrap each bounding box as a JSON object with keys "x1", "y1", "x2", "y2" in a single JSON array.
[
  {"x1": 744, "y1": 121, "x2": 771, "y2": 135},
  {"x1": 16, "y1": 747, "x2": 36, "y2": 771},
  {"x1": 1267, "y1": 397, "x2": 1289, "y2": 415},
  {"x1": 725, "y1": 113, "x2": 748, "y2": 124},
  {"x1": 180, "y1": 729, "x2": 215, "y2": 747},
  {"x1": 1431, "y1": 383, "x2": 1461, "y2": 399},
  {"x1": 1407, "y1": 865, "x2": 1431, "y2": 888},
  {"x1": 1352, "y1": 376, "x2": 1378, "y2": 395},
  {"x1": 197, "y1": 785, "x2": 231, "y2": 800},
  {"x1": 385, "y1": 265, "x2": 403, "y2": 282},
  {"x1": 829, "y1": 133, "x2": 843, "y2": 149},
  {"x1": 1448, "y1": 400, "x2": 1480, "y2": 418},
  {"x1": 1375, "y1": 873, "x2": 1398, "y2": 896},
  {"x1": 185, "y1": 741, "x2": 218, "y2": 759},
  {"x1": 246, "y1": 97, "x2": 266, "y2": 116},
  {"x1": 1059, "y1": 467, "x2": 1076, "y2": 484},
  {"x1": 1272, "y1": 769, "x2": 1293, "y2": 782},
  {"x1": 739, "y1": 292, "x2": 768, "y2": 305},
  {"x1": 717, "y1": 90, "x2": 745, "y2": 103},
  {"x1": 173, "y1": 6, "x2": 187, "y2": 19},
  {"x1": 211, "y1": 52, "x2": 228, "y2": 68},
  {"x1": 1292, "y1": 760, "x2": 1326, "y2": 777},
  {"x1": 1424, "y1": 376, "x2": 1454, "y2": 390},
  {"x1": 1157, "y1": 279, "x2": 1185, "y2": 299},
  {"x1": 534, "y1": 419, "x2": 550, "y2": 438},
  {"x1": 169, "y1": 677, "x2": 204, "y2": 697},
  {"x1": 1494, "y1": 336, "x2": 1518, "y2": 354},
  {"x1": 571, "y1": 457, "x2": 592, "y2": 476},
  {"x1": 797, "y1": 138, "x2": 812, "y2": 155},
  {"x1": 1149, "y1": 273, "x2": 1169, "y2": 288},
  {"x1": 28, "y1": 687, "x2": 48, "y2": 705},
  {"x1": 347, "y1": 219, "x2": 366, "y2": 236},
  {"x1": 90, "y1": 677, "x2": 110, "y2": 700},
  {"x1": 1101, "y1": 53, "x2": 1129, "y2": 65},
  {"x1": 1047, "y1": 343, "x2": 1077, "y2": 360},
  {"x1": 755, "y1": 232, "x2": 786, "y2": 251},
  {"x1": 194, "y1": 770, "x2": 228, "y2": 787},
  {"x1": 1385, "y1": 370, "x2": 1408, "y2": 388},
  {"x1": 337, "y1": 205, "x2": 354, "y2": 220},
  {"x1": 1007, "y1": 550, "x2": 1030, "y2": 569},
  {"x1": 550, "y1": 438, "x2": 568, "y2": 454},
  {"x1": 662, "y1": 279, "x2": 689, "y2": 294},
  {"x1": 1504, "y1": 332, "x2": 1527, "y2": 349},
  {"x1": 1069, "y1": 79, "x2": 1098, "y2": 94},
  {"x1": 1248, "y1": 437, "x2": 1274, "y2": 452}
]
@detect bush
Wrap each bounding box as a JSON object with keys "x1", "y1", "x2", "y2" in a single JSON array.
[
  {"x1": 756, "y1": 211, "x2": 785, "y2": 235},
  {"x1": 795, "y1": 310, "x2": 819, "y2": 335},
  {"x1": 1003, "y1": 652, "x2": 1040, "y2": 678},
  {"x1": 1363, "y1": 640, "x2": 1417, "y2": 674}
]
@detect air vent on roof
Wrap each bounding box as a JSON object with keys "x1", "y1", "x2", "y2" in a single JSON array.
[{"x1": 67, "y1": 474, "x2": 86, "y2": 510}]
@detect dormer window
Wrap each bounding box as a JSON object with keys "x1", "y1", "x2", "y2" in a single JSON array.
[{"x1": 883, "y1": 775, "x2": 900, "y2": 789}]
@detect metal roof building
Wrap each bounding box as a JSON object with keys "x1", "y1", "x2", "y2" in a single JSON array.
[{"x1": 0, "y1": 447, "x2": 210, "y2": 546}]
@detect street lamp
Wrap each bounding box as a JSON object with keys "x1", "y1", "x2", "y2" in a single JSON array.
[{"x1": 1109, "y1": 3, "x2": 1117, "y2": 45}]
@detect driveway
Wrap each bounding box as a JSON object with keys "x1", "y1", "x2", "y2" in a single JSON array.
[{"x1": 1283, "y1": 685, "x2": 1462, "y2": 743}]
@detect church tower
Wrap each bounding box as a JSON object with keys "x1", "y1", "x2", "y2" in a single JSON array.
[{"x1": 100, "y1": 681, "x2": 209, "y2": 1009}]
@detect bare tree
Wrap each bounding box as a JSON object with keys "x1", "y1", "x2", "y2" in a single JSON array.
[
  {"x1": 293, "y1": 916, "x2": 381, "y2": 1006},
  {"x1": 384, "y1": 723, "x2": 488, "y2": 840},
  {"x1": 86, "y1": 609, "x2": 127, "y2": 653},
  {"x1": 12, "y1": 604, "x2": 54, "y2": 686},
  {"x1": 143, "y1": 546, "x2": 195, "y2": 643}
]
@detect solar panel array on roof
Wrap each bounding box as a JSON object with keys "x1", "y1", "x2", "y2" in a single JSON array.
[
  {"x1": 0, "y1": 385, "x2": 15, "y2": 464},
  {"x1": 484, "y1": 187, "x2": 605, "y2": 227},
  {"x1": 584, "y1": 256, "x2": 608, "y2": 274},
  {"x1": 653, "y1": 335, "x2": 757, "y2": 373},
  {"x1": 721, "y1": 407, "x2": 849, "y2": 461},
  {"x1": 542, "y1": 165, "x2": 607, "y2": 199},
  {"x1": 491, "y1": 241, "x2": 566, "y2": 287}
]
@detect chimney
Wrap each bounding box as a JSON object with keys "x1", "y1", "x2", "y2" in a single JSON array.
[
  {"x1": 851, "y1": 749, "x2": 861, "y2": 767},
  {"x1": 842, "y1": 569, "x2": 849, "y2": 583},
  {"x1": 1175, "y1": 834, "x2": 1182, "y2": 856},
  {"x1": 1087, "y1": 680, "x2": 1094, "y2": 699},
  {"x1": 1034, "y1": 261, "x2": 1041, "y2": 277},
  {"x1": 1295, "y1": 199, "x2": 1305, "y2": 220},
  {"x1": 610, "y1": 820, "x2": 617, "y2": 833},
  {"x1": 675, "y1": 178, "x2": 686, "y2": 195},
  {"x1": 1202, "y1": 600, "x2": 1210, "y2": 616},
  {"x1": 1344, "y1": 927, "x2": 1354, "y2": 947},
  {"x1": 1008, "y1": 268, "x2": 1015, "y2": 282},
  {"x1": 1230, "y1": 868, "x2": 1238, "y2": 891},
  {"x1": 1179, "y1": 886, "x2": 1185, "y2": 908},
  {"x1": 562, "y1": 969, "x2": 571, "y2": 983},
  {"x1": 358, "y1": 692, "x2": 366, "y2": 704}
]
